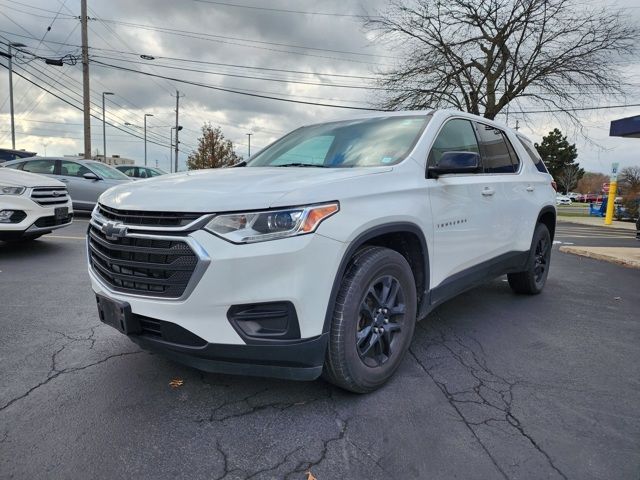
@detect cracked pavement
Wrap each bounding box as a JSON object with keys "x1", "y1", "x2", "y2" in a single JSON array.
[{"x1": 1, "y1": 219, "x2": 639, "y2": 479}]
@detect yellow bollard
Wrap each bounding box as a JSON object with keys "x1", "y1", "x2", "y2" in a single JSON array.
[{"x1": 604, "y1": 180, "x2": 618, "y2": 225}]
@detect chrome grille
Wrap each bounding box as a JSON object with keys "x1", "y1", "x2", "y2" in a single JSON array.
[
  {"x1": 88, "y1": 224, "x2": 199, "y2": 298},
  {"x1": 31, "y1": 187, "x2": 69, "y2": 206},
  {"x1": 97, "y1": 204, "x2": 202, "y2": 228}
]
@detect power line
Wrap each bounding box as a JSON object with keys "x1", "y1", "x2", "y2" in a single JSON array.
[
  {"x1": 89, "y1": 55, "x2": 389, "y2": 91},
  {"x1": 91, "y1": 60, "x2": 382, "y2": 111},
  {"x1": 513, "y1": 103, "x2": 640, "y2": 114},
  {"x1": 13, "y1": 59, "x2": 170, "y2": 145},
  {"x1": 1, "y1": 63, "x2": 172, "y2": 148},
  {"x1": 0, "y1": 0, "x2": 75, "y2": 17},
  {"x1": 192, "y1": 0, "x2": 374, "y2": 18},
  {"x1": 95, "y1": 18, "x2": 392, "y2": 66},
  {"x1": 0, "y1": 29, "x2": 385, "y2": 80}
]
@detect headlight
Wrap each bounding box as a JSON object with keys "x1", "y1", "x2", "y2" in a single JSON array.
[
  {"x1": 205, "y1": 202, "x2": 339, "y2": 243},
  {"x1": 0, "y1": 184, "x2": 25, "y2": 195}
]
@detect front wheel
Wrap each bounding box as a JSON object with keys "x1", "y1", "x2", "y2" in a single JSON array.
[
  {"x1": 323, "y1": 247, "x2": 417, "y2": 393},
  {"x1": 507, "y1": 223, "x2": 551, "y2": 295}
]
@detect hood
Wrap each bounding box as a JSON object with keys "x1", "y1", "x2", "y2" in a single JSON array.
[
  {"x1": 0, "y1": 168, "x2": 65, "y2": 188},
  {"x1": 98, "y1": 166, "x2": 390, "y2": 212}
]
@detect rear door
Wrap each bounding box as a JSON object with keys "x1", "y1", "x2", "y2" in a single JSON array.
[
  {"x1": 427, "y1": 118, "x2": 498, "y2": 290},
  {"x1": 472, "y1": 121, "x2": 521, "y2": 256}
]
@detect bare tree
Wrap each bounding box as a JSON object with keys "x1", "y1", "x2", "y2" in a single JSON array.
[
  {"x1": 619, "y1": 166, "x2": 640, "y2": 193},
  {"x1": 556, "y1": 164, "x2": 581, "y2": 194},
  {"x1": 365, "y1": 0, "x2": 638, "y2": 120}
]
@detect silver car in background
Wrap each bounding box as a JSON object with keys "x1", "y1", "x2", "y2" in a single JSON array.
[{"x1": 2, "y1": 157, "x2": 132, "y2": 211}]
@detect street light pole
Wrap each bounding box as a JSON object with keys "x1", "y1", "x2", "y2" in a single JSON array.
[
  {"x1": 102, "y1": 92, "x2": 114, "y2": 162},
  {"x1": 170, "y1": 127, "x2": 175, "y2": 173},
  {"x1": 6, "y1": 42, "x2": 26, "y2": 149},
  {"x1": 246, "y1": 133, "x2": 252, "y2": 158},
  {"x1": 144, "y1": 113, "x2": 153, "y2": 166}
]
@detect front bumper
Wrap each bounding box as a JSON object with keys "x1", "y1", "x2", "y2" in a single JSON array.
[
  {"x1": 89, "y1": 221, "x2": 346, "y2": 378},
  {"x1": 130, "y1": 331, "x2": 328, "y2": 380},
  {"x1": 0, "y1": 194, "x2": 73, "y2": 239}
]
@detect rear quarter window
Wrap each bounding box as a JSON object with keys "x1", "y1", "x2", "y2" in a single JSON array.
[{"x1": 517, "y1": 136, "x2": 548, "y2": 173}]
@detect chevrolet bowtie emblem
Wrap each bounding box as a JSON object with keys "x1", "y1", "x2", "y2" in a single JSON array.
[{"x1": 101, "y1": 221, "x2": 128, "y2": 240}]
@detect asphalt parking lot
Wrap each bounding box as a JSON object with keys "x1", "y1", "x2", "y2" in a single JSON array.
[{"x1": 1, "y1": 217, "x2": 639, "y2": 480}]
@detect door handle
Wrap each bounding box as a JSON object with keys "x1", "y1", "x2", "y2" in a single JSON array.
[
  {"x1": 526, "y1": 185, "x2": 535, "y2": 192},
  {"x1": 481, "y1": 187, "x2": 495, "y2": 196}
]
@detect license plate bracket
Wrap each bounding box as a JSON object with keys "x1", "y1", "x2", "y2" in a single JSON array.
[
  {"x1": 96, "y1": 294, "x2": 141, "y2": 334},
  {"x1": 54, "y1": 206, "x2": 68, "y2": 221}
]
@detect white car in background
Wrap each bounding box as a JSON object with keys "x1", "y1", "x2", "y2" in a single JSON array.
[
  {"x1": 556, "y1": 194, "x2": 572, "y2": 206},
  {"x1": 566, "y1": 192, "x2": 580, "y2": 201},
  {"x1": 0, "y1": 168, "x2": 73, "y2": 241}
]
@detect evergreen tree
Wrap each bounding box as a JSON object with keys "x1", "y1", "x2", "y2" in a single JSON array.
[
  {"x1": 187, "y1": 123, "x2": 242, "y2": 170},
  {"x1": 535, "y1": 129, "x2": 583, "y2": 183}
]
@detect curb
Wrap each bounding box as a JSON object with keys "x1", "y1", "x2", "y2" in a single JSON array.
[{"x1": 559, "y1": 246, "x2": 640, "y2": 269}]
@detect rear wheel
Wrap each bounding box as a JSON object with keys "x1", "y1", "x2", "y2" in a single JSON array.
[
  {"x1": 323, "y1": 247, "x2": 417, "y2": 393},
  {"x1": 507, "y1": 223, "x2": 551, "y2": 295}
]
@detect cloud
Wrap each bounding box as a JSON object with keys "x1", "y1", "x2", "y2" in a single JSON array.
[{"x1": 0, "y1": 0, "x2": 638, "y2": 173}]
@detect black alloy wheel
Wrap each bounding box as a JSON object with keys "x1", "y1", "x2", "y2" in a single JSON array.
[{"x1": 357, "y1": 275, "x2": 406, "y2": 367}]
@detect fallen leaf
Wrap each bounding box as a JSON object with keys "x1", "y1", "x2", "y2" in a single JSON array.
[
  {"x1": 305, "y1": 471, "x2": 317, "y2": 480},
  {"x1": 169, "y1": 378, "x2": 184, "y2": 388}
]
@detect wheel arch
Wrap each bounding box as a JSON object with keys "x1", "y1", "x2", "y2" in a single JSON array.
[
  {"x1": 537, "y1": 206, "x2": 557, "y2": 241},
  {"x1": 323, "y1": 222, "x2": 430, "y2": 334}
]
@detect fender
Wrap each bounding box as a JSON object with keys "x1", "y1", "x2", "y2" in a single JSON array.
[
  {"x1": 322, "y1": 222, "x2": 430, "y2": 334},
  {"x1": 536, "y1": 205, "x2": 557, "y2": 240}
]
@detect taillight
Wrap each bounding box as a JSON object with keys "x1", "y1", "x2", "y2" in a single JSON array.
[{"x1": 551, "y1": 181, "x2": 557, "y2": 191}]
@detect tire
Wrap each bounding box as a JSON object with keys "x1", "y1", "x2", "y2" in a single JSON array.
[
  {"x1": 323, "y1": 246, "x2": 417, "y2": 393},
  {"x1": 507, "y1": 223, "x2": 552, "y2": 295}
]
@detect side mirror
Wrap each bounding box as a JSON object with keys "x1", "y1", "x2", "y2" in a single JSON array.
[
  {"x1": 83, "y1": 172, "x2": 100, "y2": 180},
  {"x1": 428, "y1": 151, "x2": 481, "y2": 178}
]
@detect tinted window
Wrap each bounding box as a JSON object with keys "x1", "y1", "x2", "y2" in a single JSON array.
[
  {"x1": 60, "y1": 160, "x2": 92, "y2": 177},
  {"x1": 119, "y1": 166, "x2": 138, "y2": 177},
  {"x1": 428, "y1": 119, "x2": 480, "y2": 167},
  {"x1": 517, "y1": 136, "x2": 548, "y2": 173},
  {"x1": 84, "y1": 161, "x2": 130, "y2": 180},
  {"x1": 247, "y1": 116, "x2": 430, "y2": 168},
  {"x1": 474, "y1": 123, "x2": 516, "y2": 173},
  {"x1": 149, "y1": 168, "x2": 165, "y2": 177},
  {"x1": 4, "y1": 162, "x2": 25, "y2": 170},
  {"x1": 504, "y1": 135, "x2": 520, "y2": 171},
  {"x1": 22, "y1": 160, "x2": 55, "y2": 174}
]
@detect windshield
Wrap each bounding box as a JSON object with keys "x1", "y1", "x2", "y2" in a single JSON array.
[
  {"x1": 247, "y1": 115, "x2": 430, "y2": 168},
  {"x1": 86, "y1": 161, "x2": 130, "y2": 180}
]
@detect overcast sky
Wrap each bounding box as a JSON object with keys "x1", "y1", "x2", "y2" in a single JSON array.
[{"x1": 0, "y1": 0, "x2": 639, "y2": 174}]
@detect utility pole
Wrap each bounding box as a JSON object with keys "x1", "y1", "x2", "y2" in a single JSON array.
[
  {"x1": 80, "y1": 0, "x2": 91, "y2": 159},
  {"x1": 144, "y1": 113, "x2": 153, "y2": 166},
  {"x1": 6, "y1": 42, "x2": 25, "y2": 149},
  {"x1": 102, "y1": 91, "x2": 113, "y2": 161},
  {"x1": 169, "y1": 127, "x2": 174, "y2": 173},
  {"x1": 246, "y1": 133, "x2": 252, "y2": 158},
  {"x1": 173, "y1": 90, "x2": 183, "y2": 173}
]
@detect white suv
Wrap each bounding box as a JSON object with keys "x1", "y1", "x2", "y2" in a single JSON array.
[
  {"x1": 0, "y1": 168, "x2": 73, "y2": 241},
  {"x1": 88, "y1": 110, "x2": 556, "y2": 393}
]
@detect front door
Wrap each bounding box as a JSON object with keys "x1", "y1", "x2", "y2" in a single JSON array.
[
  {"x1": 426, "y1": 118, "x2": 500, "y2": 295},
  {"x1": 58, "y1": 160, "x2": 97, "y2": 209}
]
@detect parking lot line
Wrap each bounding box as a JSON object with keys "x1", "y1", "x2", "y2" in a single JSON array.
[{"x1": 46, "y1": 235, "x2": 86, "y2": 240}]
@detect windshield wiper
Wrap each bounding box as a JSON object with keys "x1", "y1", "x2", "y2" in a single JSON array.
[{"x1": 275, "y1": 163, "x2": 329, "y2": 168}]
